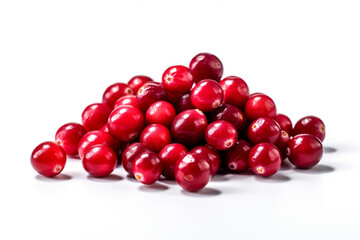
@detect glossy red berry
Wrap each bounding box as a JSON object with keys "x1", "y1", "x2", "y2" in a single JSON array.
[
  {"x1": 132, "y1": 151, "x2": 162, "y2": 185},
  {"x1": 102, "y1": 82, "x2": 134, "y2": 108},
  {"x1": 224, "y1": 140, "x2": 252, "y2": 172},
  {"x1": 190, "y1": 145, "x2": 221, "y2": 175},
  {"x1": 158, "y1": 143, "x2": 188, "y2": 179},
  {"x1": 276, "y1": 130, "x2": 290, "y2": 160},
  {"x1": 244, "y1": 93, "x2": 277, "y2": 122},
  {"x1": 171, "y1": 109, "x2": 207, "y2": 147},
  {"x1": 136, "y1": 82, "x2": 168, "y2": 112},
  {"x1": 128, "y1": 75, "x2": 153, "y2": 94},
  {"x1": 107, "y1": 105, "x2": 145, "y2": 142},
  {"x1": 145, "y1": 101, "x2": 176, "y2": 127},
  {"x1": 287, "y1": 134, "x2": 323, "y2": 169},
  {"x1": 293, "y1": 116, "x2": 325, "y2": 142},
  {"x1": 162, "y1": 65, "x2": 194, "y2": 94},
  {"x1": 248, "y1": 117, "x2": 281, "y2": 145},
  {"x1": 211, "y1": 104, "x2": 247, "y2": 133},
  {"x1": 175, "y1": 92, "x2": 195, "y2": 113},
  {"x1": 189, "y1": 53, "x2": 223, "y2": 83},
  {"x1": 275, "y1": 113, "x2": 292, "y2": 135},
  {"x1": 205, "y1": 120, "x2": 237, "y2": 151},
  {"x1": 82, "y1": 144, "x2": 117, "y2": 177},
  {"x1": 248, "y1": 143, "x2": 281, "y2": 177},
  {"x1": 175, "y1": 152, "x2": 212, "y2": 192},
  {"x1": 140, "y1": 124, "x2": 172, "y2": 152},
  {"x1": 55, "y1": 123, "x2": 87, "y2": 156},
  {"x1": 113, "y1": 95, "x2": 140, "y2": 110},
  {"x1": 219, "y1": 76, "x2": 249, "y2": 109},
  {"x1": 31, "y1": 141, "x2": 66, "y2": 177},
  {"x1": 78, "y1": 130, "x2": 119, "y2": 159},
  {"x1": 122, "y1": 142, "x2": 153, "y2": 176},
  {"x1": 190, "y1": 79, "x2": 224, "y2": 112},
  {"x1": 81, "y1": 103, "x2": 112, "y2": 131}
]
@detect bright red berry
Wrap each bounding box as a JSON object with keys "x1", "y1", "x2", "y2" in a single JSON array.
[
  {"x1": 205, "y1": 120, "x2": 237, "y2": 151},
  {"x1": 248, "y1": 117, "x2": 281, "y2": 145},
  {"x1": 159, "y1": 143, "x2": 188, "y2": 179},
  {"x1": 55, "y1": 122, "x2": 87, "y2": 156},
  {"x1": 122, "y1": 142, "x2": 153, "y2": 176},
  {"x1": 190, "y1": 79, "x2": 224, "y2": 112},
  {"x1": 190, "y1": 145, "x2": 221, "y2": 175},
  {"x1": 224, "y1": 140, "x2": 252, "y2": 172},
  {"x1": 136, "y1": 82, "x2": 168, "y2": 112},
  {"x1": 113, "y1": 95, "x2": 140, "y2": 110},
  {"x1": 140, "y1": 124, "x2": 172, "y2": 153},
  {"x1": 78, "y1": 130, "x2": 119, "y2": 159},
  {"x1": 81, "y1": 103, "x2": 112, "y2": 131},
  {"x1": 133, "y1": 151, "x2": 162, "y2": 185},
  {"x1": 189, "y1": 53, "x2": 223, "y2": 83},
  {"x1": 275, "y1": 113, "x2": 292, "y2": 135},
  {"x1": 82, "y1": 144, "x2": 117, "y2": 177},
  {"x1": 211, "y1": 104, "x2": 247, "y2": 133},
  {"x1": 248, "y1": 143, "x2": 281, "y2": 177},
  {"x1": 244, "y1": 93, "x2": 277, "y2": 122},
  {"x1": 102, "y1": 82, "x2": 134, "y2": 108},
  {"x1": 145, "y1": 101, "x2": 176, "y2": 128},
  {"x1": 128, "y1": 75, "x2": 153, "y2": 94},
  {"x1": 219, "y1": 76, "x2": 249, "y2": 109},
  {"x1": 162, "y1": 65, "x2": 194, "y2": 94},
  {"x1": 293, "y1": 116, "x2": 325, "y2": 142}
]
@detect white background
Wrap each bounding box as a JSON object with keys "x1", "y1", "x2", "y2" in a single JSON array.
[{"x1": 1, "y1": 0, "x2": 360, "y2": 239}]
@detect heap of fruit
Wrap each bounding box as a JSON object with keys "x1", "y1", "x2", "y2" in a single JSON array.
[{"x1": 31, "y1": 53, "x2": 326, "y2": 192}]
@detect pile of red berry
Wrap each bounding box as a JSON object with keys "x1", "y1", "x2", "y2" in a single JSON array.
[{"x1": 31, "y1": 53, "x2": 326, "y2": 192}]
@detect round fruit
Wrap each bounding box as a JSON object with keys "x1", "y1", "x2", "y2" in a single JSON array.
[
  {"x1": 122, "y1": 142, "x2": 153, "y2": 176},
  {"x1": 189, "y1": 53, "x2": 223, "y2": 83},
  {"x1": 248, "y1": 117, "x2": 281, "y2": 145},
  {"x1": 159, "y1": 143, "x2": 188, "y2": 179},
  {"x1": 136, "y1": 82, "x2": 168, "y2": 112},
  {"x1": 248, "y1": 143, "x2": 281, "y2": 177},
  {"x1": 145, "y1": 101, "x2": 176, "y2": 127},
  {"x1": 55, "y1": 122, "x2": 87, "y2": 156},
  {"x1": 219, "y1": 76, "x2": 249, "y2": 109},
  {"x1": 190, "y1": 79, "x2": 224, "y2": 112},
  {"x1": 140, "y1": 124, "x2": 172, "y2": 153},
  {"x1": 128, "y1": 75, "x2": 153, "y2": 93},
  {"x1": 78, "y1": 130, "x2": 119, "y2": 159},
  {"x1": 102, "y1": 82, "x2": 134, "y2": 108},
  {"x1": 81, "y1": 103, "x2": 112, "y2": 131},
  {"x1": 162, "y1": 65, "x2": 194, "y2": 94},
  {"x1": 205, "y1": 120, "x2": 237, "y2": 151},
  {"x1": 82, "y1": 144, "x2": 117, "y2": 177},
  {"x1": 224, "y1": 140, "x2": 252, "y2": 172},
  {"x1": 244, "y1": 93, "x2": 277, "y2": 122},
  {"x1": 293, "y1": 116, "x2": 325, "y2": 142},
  {"x1": 275, "y1": 113, "x2": 292, "y2": 135},
  {"x1": 190, "y1": 145, "x2": 221, "y2": 175},
  {"x1": 211, "y1": 104, "x2": 247, "y2": 133},
  {"x1": 132, "y1": 151, "x2": 162, "y2": 185}
]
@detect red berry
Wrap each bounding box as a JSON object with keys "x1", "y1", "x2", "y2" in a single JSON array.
[
  {"x1": 78, "y1": 130, "x2": 119, "y2": 159},
  {"x1": 158, "y1": 143, "x2": 188, "y2": 179},
  {"x1": 293, "y1": 116, "x2": 325, "y2": 142},
  {"x1": 140, "y1": 124, "x2": 172, "y2": 153},
  {"x1": 113, "y1": 95, "x2": 140, "y2": 110},
  {"x1": 81, "y1": 103, "x2": 112, "y2": 131},
  {"x1": 133, "y1": 151, "x2": 162, "y2": 185},
  {"x1": 190, "y1": 145, "x2": 221, "y2": 175},
  {"x1": 171, "y1": 109, "x2": 207, "y2": 147},
  {"x1": 102, "y1": 82, "x2": 134, "y2": 108},
  {"x1": 275, "y1": 113, "x2": 292, "y2": 135},
  {"x1": 107, "y1": 105, "x2": 145, "y2": 142},
  {"x1": 31, "y1": 141, "x2": 66, "y2": 177},
  {"x1": 276, "y1": 130, "x2": 290, "y2": 160},
  {"x1": 82, "y1": 144, "x2": 117, "y2": 177},
  {"x1": 122, "y1": 142, "x2": 153, "y2": 176},
  {"x1": 136, "y1": 82, "x2": 168, "y2": 112},
  {"x1": 205, "y1": 120, "x2": 237, "y2": 151},
  {"x1": 248, "y1": 117, "x2": 281, "y2": 145},
  {"x1": 190, "y1": 79, "x2": 224, "y2": 112},
  {"x1": 145, "y1": 101, "x2": 176, "y2": 128},
  {"x1": 55, "y1": 123, "x2": 87, "y2": 156},
  {"x1": 248, "y1": 143, "x2": 281, "y2": 177},
  {"x1": 287, "y1": 134, "x2": 323, "y2": 169},
  {"x1": 175, "y1": 152, "x2": 212, "y2": 192},
  {"x1": 162, "y1": 65, "x2": 194, "y2": 94},
  {"x1": 219, "y1": 76, "x2": 249, "y2": 109},
  {"x1": 175, "y1": 92, "x2": 195, "y2": 113},
  {"x1": 211, "y1": 104, "x2": 247, "y2": 133},
  {"x1": 244, "y1": 93, "x2": 277, "y2": 122},
  {"x1": 128, "y1": 75, "x2": 153, "y2": 94},
  {"x1": 189, "y1": 53, "x2": 223, "y2": 83},
  {"x1": 224, "y1": 140, "x2": 252, "y2": 172}
]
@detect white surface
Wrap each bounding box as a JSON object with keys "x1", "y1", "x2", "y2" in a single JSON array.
[{"x1": 1, "y1": 0, "x2": 360, "y2": 239}]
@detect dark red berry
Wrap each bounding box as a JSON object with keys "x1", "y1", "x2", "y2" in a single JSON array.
[
  {"x1": 78, "y1": 130, "x2": 119, "y2": 159},
  {"x1": 190, "y1": 145, "x2": 221, "y2": 175},
  {"x1": 113, "y1": 95, "x2": 140, "y2": 110},
  {"x1": 175, "y1": 152, "x2": 212, "y2": 192},
  {"x1": 122, "y1": 142, "x2": 153, "y2": 176},
  {"x1": 136, "y1": 82, "x2": 168, "y2": 112},
  {"x1": 248, "y1": 117, "x2": 281, "y2": 145},
  {"x1": 275, "y1": 114, "x2": 292, "y2": 135},
  {"x1": 211, "y1": 104, "x2": 247, "y2": 133},
  {"x1": 175, "y1": 92, "x2": 195, "y2": 113},
  {"x1": 293, "y1": 116, "x2": 325, "y2": 142},
  {"x1": 248, "y1": 143, "x2": 281, "y2": 177},
  {"x1": 219, "y1": 76, "x2": 249, "y2": 109},
  {"x1": 145, "y1": 101, "x2": 176, "y2": 128},
  {"x1": 55, "y1": 123, "x2": 87, "y2": 156},
  {"x1": 81, "y1": 103, "x2": 112, "y2": 131},
  {"x1": 224, "y1": 140, "x2": 252, "y2": 172},
  {"x1": 31, "y1": 141, "x2": 66, "y2": 177},
  {"x1": 190, "y1": 79, "x2": 223, "y2": 112},
  {"x1": 140, "y1": 124, "x2": 172, "y2": 153},
  {"x1": 189, "y1": 53, "x2": 223, "y2": 83},
  {"x1": 158, "y1": 143, "x2": 188, "y2": 179},
  {"x1": 133, "y1": 151, "x2": 162, "y2": 185},
  {"x1": 244, "y1": 93, "x2": 277, "y2": 122},
  {"x1": 82, "y1": 144, "x2": 117, "y2": 177},
  {"x1": 205, "y1": 120, "x2": 237, "y2": 151},
  {"x1": 162, "y1": 65, "x2": 194, "y2": 94},
  {"x1": 276, "y1": 130, "x2": 290, "y2": 160},
  {"x1": 103, "y1": 82, "x2": 134, "y2": 108},
  {"x1": 287, "y1": 134, "x2": 323, "y2": 169},
  {"x1": 128, "y1": 75, "x2": 153, "y2": 94}
]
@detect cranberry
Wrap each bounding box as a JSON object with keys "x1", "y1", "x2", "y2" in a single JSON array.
[
  {"x1": 158, "y1": 143, "x2": 188, "y2": 179},
  {"x1": 167, "y1": 92, "x2": 182, "y2": 106},
  {"x1": 171, "y1": 109, "x2": 207, "y2": 147},
  {"x1": 276, "y1": 130, "x2": 290, "y2": 160},
  {"x1": 211, "y1": 104, "x2": 247, "y2": 133},
  {"x1": 224, "y1": 140, "x2": 252, "y2": 172},
  {"x1": 78, "y1": 130, "x2": 119, "y2": 159},
  {"x1": 31, "y1": 141, "x2": 66, "y2": 177},
  {"x1": 219, "y1": 76, "x2": 249, "y2": 109},
  {"x1": 175, "y1": 92, "x2": 195, "y2": 113},
  {"x1": 190, "y1": 145, "x2": 221, "y2": 175},
  {"x1": 55, "y1": 122, "x2": 87, "y2": 156},
  {"x1": 248, "y1": 143, "x2": 281, "y2": 177},
  {"x1": 107, "y1": 105, "x2": 144, "y2": 142},
  {"x1": 287, "y1": 134, "x2": 323, "y2": 169},
  {"x1": 248, "y1": 117, "x2": 281, "y2": 145},
  {"x1": 275, "y1": 113, "x2": 292, "y2": 135},
  {"x1": 81, "y1": 103, "x2": 112, "y2": 131},
  {"x1": 205, "y1": 120, "x2": 237, "y2": 151},
  {"x1": 189, "y1": 53, "x2": 223, "y2": 83},
  {"x1": 140, "y1": 124, "x2": 172, "y2": 152},
  {"x1": 137, "y1": 82, "x2": 168, "y2": 112},
  {"x1": 113, "y1": 95, "x2": 140, "y2": 110},
  {"x1": 82, "y1": 144, "x2": 117, "y2": 177},
  {"x1": 128, "y1": 75, "x2": 153, "y2": 94},
  {"x1": 162, "y1": 65, "x2": 194, "y2": 94},
  {"x1": 122, "y1": 142, "x2": 153, "y2": 176},
  {"x1": 145, "y1": 101, "x2": 176, "y2": 127},
  {"x1": 190, "y1": 79, "x2": 224, "y2": 112},
  {"x1": 175, "y1": 152, "x2": 212, "y2": 192},
  {"x1": 132, "y1": 151, "x2": 162, "y2": 185},
  {"x1": 293, "y1": 116, "x2": 325, "y2": 142},
  {"x1": 244, "y1": 93, "x2": 277, "y2": 122},
  {"x1": 102, "y1": 82, "x2": 134, "y2": 108}
]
